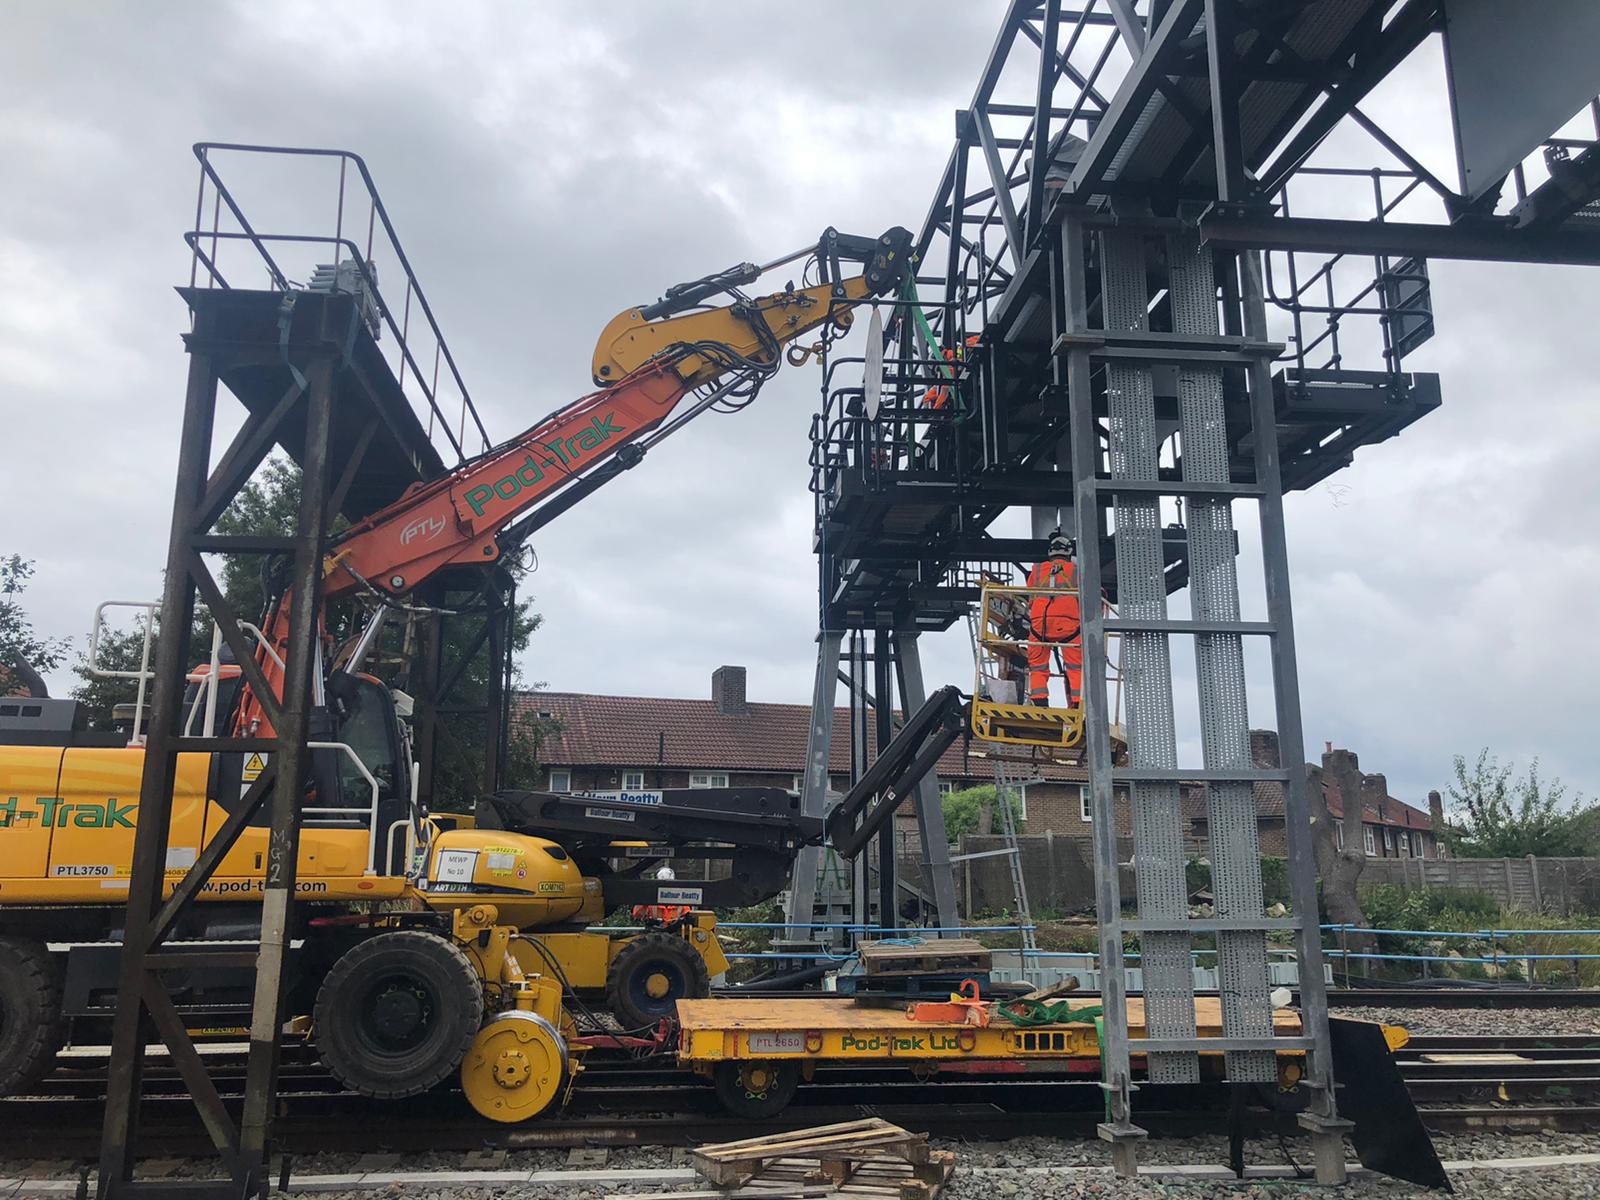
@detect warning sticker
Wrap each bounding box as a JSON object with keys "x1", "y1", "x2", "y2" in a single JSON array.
[
  {"x1": 485, "y1": 851, "x2": 517, "y2": 874},
  {"x1": 242, "y1": 753, "x2": 267, "y2": 782}
]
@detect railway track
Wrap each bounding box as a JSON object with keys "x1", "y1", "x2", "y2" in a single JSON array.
[{"x1": 8, "y1": 1032, "x2": 1600, "y2": 1160}]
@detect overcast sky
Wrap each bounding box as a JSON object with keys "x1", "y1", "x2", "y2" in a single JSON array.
[{"x1": 4, "y1": 3, "x2": 1596, "y2": 807}]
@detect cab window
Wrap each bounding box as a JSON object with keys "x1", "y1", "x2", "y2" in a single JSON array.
[{"x1": 337, "y1": 681, "x2": 397, "y2": 802}]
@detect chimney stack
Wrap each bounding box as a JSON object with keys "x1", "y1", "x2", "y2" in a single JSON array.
[
  {"x1": 1250, "y1": 729, "x2": 1280, "y2": 767},
  {"x1": 1428, "y1": 789, "x2": 1445, "y2": 832},
  {"x1": 712, "y1": 665, "x2": 748, "y2": 716}
]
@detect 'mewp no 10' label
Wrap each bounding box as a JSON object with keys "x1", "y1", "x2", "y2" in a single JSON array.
[{"x1": 434, "y1": 849, "x2": 478, "y2": 883}]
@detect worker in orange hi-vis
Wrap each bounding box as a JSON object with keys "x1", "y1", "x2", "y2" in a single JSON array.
[
  {"x1": 921, "y1": 335, "x2": 981, "y2": 409},
  {"x1": 632, "y1": 865, "x2": 692, "y2": 924},
  {"x1": 1026, "y1": 528, "x2": 1083, "y2": 707}
]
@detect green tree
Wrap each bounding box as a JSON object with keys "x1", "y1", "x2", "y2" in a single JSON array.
[
  {"x1": 75, "y1": 455, "x2": 555, "y2": 810},
  {"x1": 941, "y1": 784, "x2": 1024, "y2": 843},
  {"x1": 212, "y1": 455, "x2": 345, "y2": 624},
  {"x1": 1, "y1": 555, "x2": 70, "y2": 696},
  {"x1": 1443, "y1": 749, "x2": 1591, "y2": 858},
  {"x1": 71, "y1": 623, "x2": 156, "y2": 729}
]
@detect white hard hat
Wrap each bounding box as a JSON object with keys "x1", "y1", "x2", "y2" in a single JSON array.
[{"x1": 655, "y1": 865, "x2": 676, "y2": 881}]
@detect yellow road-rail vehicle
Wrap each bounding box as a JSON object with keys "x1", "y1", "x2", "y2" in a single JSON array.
[{"x1": 0, "y1": 221, "x2": 919, "y2": 1119}]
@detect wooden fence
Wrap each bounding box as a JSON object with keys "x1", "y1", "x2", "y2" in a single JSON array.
[{"x1": 1359, "y1": 855, "x2": 1600, "y2": 914}]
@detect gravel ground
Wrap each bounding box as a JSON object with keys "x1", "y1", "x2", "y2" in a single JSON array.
[
  {"x1": 1339, "y1": 1006, "x2": 1600, "y2": 1037},
  {"x1": 9, "y1": 1131, "x2": 1600, "y2": 1197}
]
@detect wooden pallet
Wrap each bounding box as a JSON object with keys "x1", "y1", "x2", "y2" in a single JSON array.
[
  {"x1": 858, "y1": 938, "x2": 991, "y2": 979},
  {"x1": 682, "y1": 1117, "x2": 955, "y2": 1199}
]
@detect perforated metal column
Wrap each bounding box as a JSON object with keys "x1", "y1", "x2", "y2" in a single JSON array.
[
  {"x1": 1101, "y1": 231, "x2": 1198, "y2": 1084},
  {"x1": 1169, "y1": 234, "x2": 1275, "y2": 1083}
]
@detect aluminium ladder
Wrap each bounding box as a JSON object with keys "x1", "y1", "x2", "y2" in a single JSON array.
[{"x1": 990, "y1": 754, "x2": 1039, "y2": 959}]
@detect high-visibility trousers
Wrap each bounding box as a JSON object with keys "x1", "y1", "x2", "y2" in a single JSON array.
[
  {"x1": 1027, "y1": 616, "x2": 1082, "y2": 706},
  {"x1": 632, "y1": 904, "x2": 692, "y2": 923}
]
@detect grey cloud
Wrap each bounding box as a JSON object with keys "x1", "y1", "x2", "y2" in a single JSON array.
[{"x1": 3, "y1": 3, "x2": 1596, "y2": 815}]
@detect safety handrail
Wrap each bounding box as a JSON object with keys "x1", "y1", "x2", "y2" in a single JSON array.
[
  {"x1": 188, "y1": 142, "x2": 491, "y2": 465},
  {"x1": 303, "y1": 741, "x2": 382, "y2": 877},
  {"x1": 88, "y1": 601, "x2": 158, "y2": 746}
]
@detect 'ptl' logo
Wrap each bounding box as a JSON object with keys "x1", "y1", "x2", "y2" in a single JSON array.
[
  {"x1": 463, "y1": 413, "x2": 626, "y2": 518},
  {"x1": 400, "y1": 515, "x2": 446, "y2": 546}
]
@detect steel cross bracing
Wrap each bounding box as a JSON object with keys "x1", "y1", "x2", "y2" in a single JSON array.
[
  {"x1": 98, "y1": 147, "x2": 519, "y2": 1199},
  {"x1": 810, "y1": 0, "x2": 1600, "y2": 1184}
]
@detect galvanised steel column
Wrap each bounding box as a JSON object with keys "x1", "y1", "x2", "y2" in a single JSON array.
[
  {"x1": 873, "y1": 628, "x2": 897, "y2": 932},
  {"x1": 1237, "y1": 248, "x2": 1353, "y2": 1183},
  {"x1": 237, "y1": 354, "x2": 337, "y2": 1189},
  {"x1": 784, "y1": 632, "x2": 842, "y2": 938},
  {"x1": 1099, "y1": 226, "x2": 1198, "y2": 1088},
  {"x1": 1168, "y1": 231, "x2": 1273, "y2": 1085},
  {"x1": 1061, "y1": 213, "x2": 1144, "y2": 1174},
  {"x1": 895, "y1": 630, "x2": 959, "y2": 932}
]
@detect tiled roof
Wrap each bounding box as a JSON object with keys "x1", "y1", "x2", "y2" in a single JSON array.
[
  {"x1": 1324, "y1": 789, "x2": 1433, "y2": 830},
  {"x1": 513, "y1": 691, "x2": 1085, "y2": 784}
]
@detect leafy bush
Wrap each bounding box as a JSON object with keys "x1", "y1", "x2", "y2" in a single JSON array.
[
  {"x1": 1185, "y1": 856, "x2": 1292, "y2": 909},
  {"x1": 942, "y1": 784, "x2": 1023, "y2": 842}
]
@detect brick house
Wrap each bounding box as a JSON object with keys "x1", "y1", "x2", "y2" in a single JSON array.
[
  {"x1": 513, "y1": 668, "x2": 1440, "y2": 859},
  {"x1": 514, "y1": 666, "x2": 1089, "y2": 826},
  {"x1": 1182, "y1": 733, "x2": 1441, "y2": 860}
]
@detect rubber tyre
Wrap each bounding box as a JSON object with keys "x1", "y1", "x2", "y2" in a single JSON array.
[
  {"x1": 713, "y1": 1060, "x2": 800, "y2": 1119},
  {"x1": 313, "y1": 930, "x2": 483, "y2": 1100},
  {"x1": 605, "y1": 931, "x2": 711, "y2": 1029},
  {"x1": 0, "y1": 938, "x2": 64, "y2": 1095}
]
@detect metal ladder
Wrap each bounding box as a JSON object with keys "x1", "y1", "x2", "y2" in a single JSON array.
[{"x1": 990, "y1": 754, "x2": 1039, "y2": 959}]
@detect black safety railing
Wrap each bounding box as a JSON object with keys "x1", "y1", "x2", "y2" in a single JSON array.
[
  {"x1": 1262, "y1": 165, "x2": 1441, "y2": 379},
  {"x1": 186, "y1": 143, "x2": 492, "y2": 466}
]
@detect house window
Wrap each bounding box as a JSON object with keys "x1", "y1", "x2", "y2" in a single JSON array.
[
  {"x1": 1363, "y1": 826, "x2": 1376, "y2": 855},
  {"x1": 1383, "y1": 827, "x2": 1394, "y2": 855},
  {"x1": 1412, "y1": 831, "x2": 1424, "y2": 857},
  {"x1": 549, "y1": 768, "x2": 571, "y2": 793},
  {"x1": 1335, "y1": 823, "x2": 1345, "y2": 850},
  {"x1": 937, "y1": 781, "x2": 955, "y2": 796},
  {"x1": 622, "y1": 771, "x2": 645, "y2": 791},
  {"x1": 689, "y1": 772, "x2": 728, "y2": 789},
  {"x1": 1077, "y1": 785, "x2": 1129, "y2": 824}
]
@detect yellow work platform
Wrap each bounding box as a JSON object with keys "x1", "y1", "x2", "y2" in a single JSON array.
[{"x1": 676, "y1": 995, "x2": 1305, "y2": 1066}]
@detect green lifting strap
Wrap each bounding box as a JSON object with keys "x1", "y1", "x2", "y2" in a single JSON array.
[
  {"x1": 994, "y1": 998, "x2": 1103, "y2": 1026},
  {"x1": 901, "y1": 278, "x2": 968, "y2": 420},
  {"x1": 1096, "y1": 1014, "x2": 1111, "y2": 1123}
]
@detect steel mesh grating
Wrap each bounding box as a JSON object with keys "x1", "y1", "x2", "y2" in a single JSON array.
[
  {"x1": 1169, "y1": 233, "x2": 1273, "y2": 1081},
  {"x1": 1102, "y1": 230, "x2": 1197, "y2": 1083}
]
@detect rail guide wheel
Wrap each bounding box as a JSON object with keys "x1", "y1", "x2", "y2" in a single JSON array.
[
  {"x1": 461, "y1": 1010, "x2": 569, "y2": 1123},
  {"x1": 713, "y1": 1060, "x2": 800, "y2": 1119}
]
